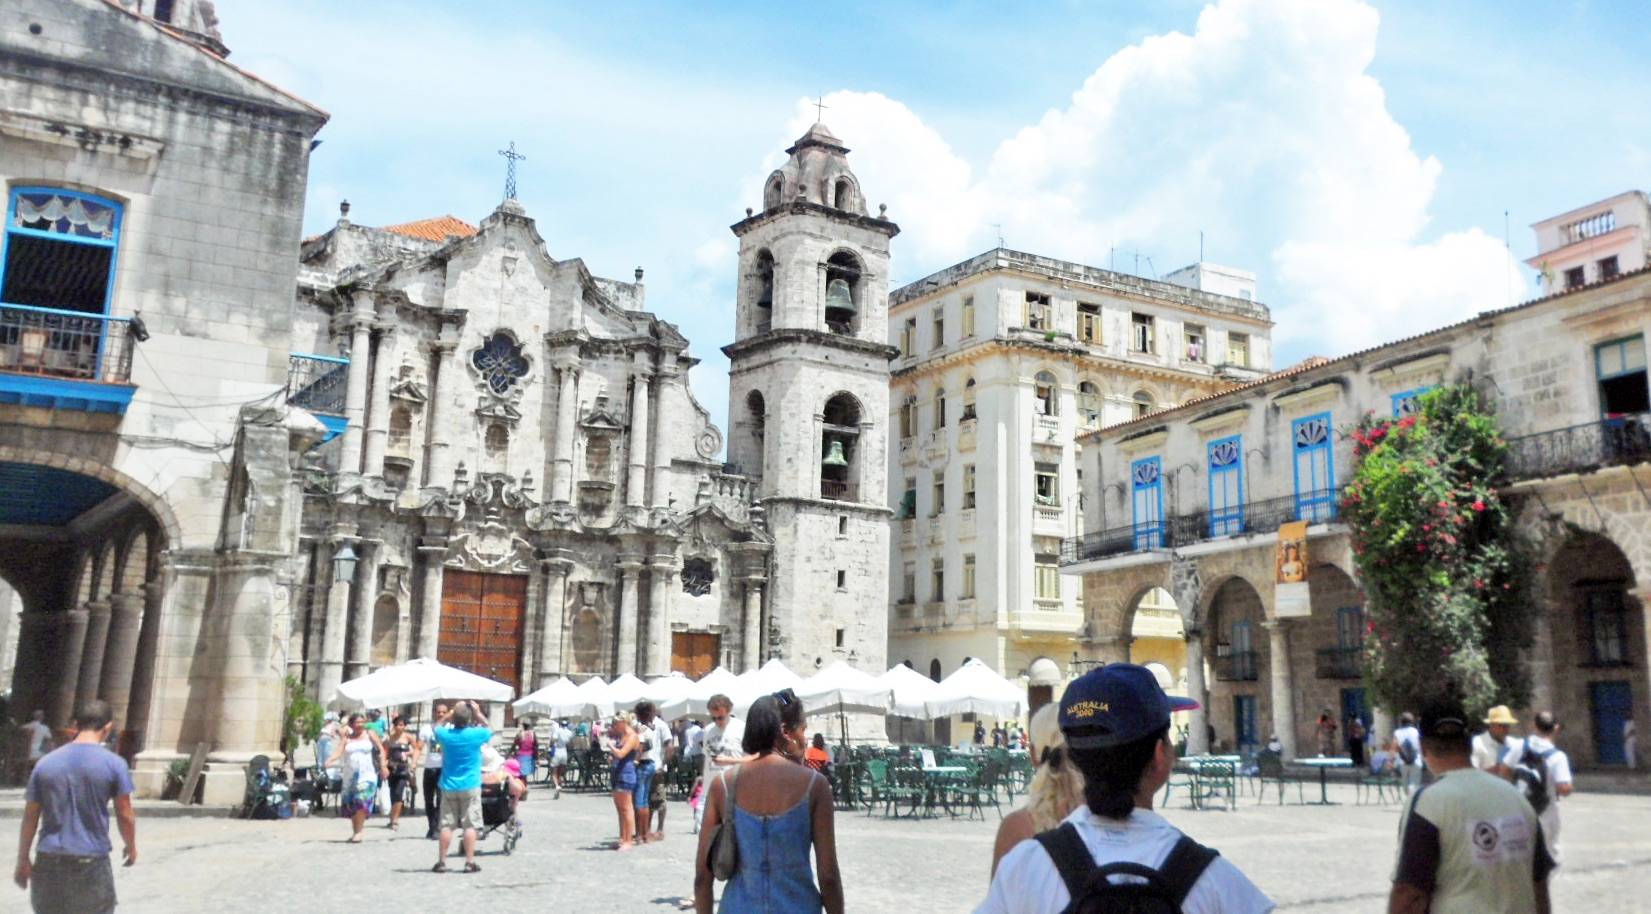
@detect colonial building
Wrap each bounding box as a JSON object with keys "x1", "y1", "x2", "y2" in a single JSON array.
[
  {"x1": 0, "y1": 0, "x2": 327, "y2": 800},
  {"x1": 1066, "y1": 260, "x2": 1650, "y2": 774},
  {"x1": 1528, "y1": 190, "x2": 1650, "y2": 295},
  {"x1": 884, "y1": 249, "x2": 1272, "y2": 724}
]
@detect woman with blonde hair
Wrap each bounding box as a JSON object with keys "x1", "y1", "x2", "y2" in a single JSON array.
[{"x1": 988, "y1": 701, "x2": 1086, "y2": 876}]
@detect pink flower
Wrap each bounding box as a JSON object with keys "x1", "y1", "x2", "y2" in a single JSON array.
[{"x1": 1471, "y1": 501, "x2": 1486, "y2": 512}]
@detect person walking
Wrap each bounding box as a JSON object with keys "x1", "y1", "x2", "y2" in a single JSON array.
[
  {"x1": 693, "y1": 690, "x2": 842, "y2": 914},
  {"x1": 695, "y1": 693, "x2": 747, "y2": 835},
  {"x1": 978, "y1": 664, "x2": 1273, "y2": 914},
  {"x1": 550, "y1": 718, "x2": 571, "y2": 798},
  {"x1": 19, "y1": 710, "x2": 55, "y2": 778},
  {"x1": 683, "y1": 718, "x2": 705, "y2": 771},
  {"x1": 1346, "y1": 716, "x2": 1368, "y2": 768},
  {"x1": 989, "y1": 701, "x2": 1086, "y2": 877},
  {"x1": 325, "y1": 713, "x2": 387, "y2": 844},
  {"x1": 512, "y1": 724, "x2": 537, "y2": 783},
  {"x1": 13, "y1": 701, "x2": 135, "y2": 914},
  {"x1": 1472, "y1": 705, "x2": 1522, "y2": 776},
  {"x1": 1390, "y1": 706, "x2": 1554, "y2": 913},
  {"x1": 1315, "y1": 709, "x2": 1338, "y2": 756},
  {"x1": 417, "y1": 701, "x2": 448, "y2": 839},
  {"x1": 1394, "y1": 712, "x2": 1423, "y2": 793},
  {"x1": 607, "y1": 714, "x2": 642, "y2": 851},
  {"x1": 635, "y1": 701, "x2": 674, "y2": 843},
  {"x1": 430, "y1": 700, "x2": 491, "y2": 874},
  {"x1": 383, "y1": 715, "x2": 418, "y2": 831},
  {"x1": 1504, "y1": 711, "x2": 1572, "y2": 867}
]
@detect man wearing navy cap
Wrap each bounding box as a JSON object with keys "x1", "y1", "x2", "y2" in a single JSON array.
[{"x1": 978, "y1": 664, "x2": 1273, "y2": 914}]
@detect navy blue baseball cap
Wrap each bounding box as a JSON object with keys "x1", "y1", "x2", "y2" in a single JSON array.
[{"x1": 1060, "y1": 663, "x2": 1200, "y2": 749}]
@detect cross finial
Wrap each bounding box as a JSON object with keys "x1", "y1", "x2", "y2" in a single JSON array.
[
  {"x1": 813, "y1": 94, "x2": 829, "y2": 123},
  {"x1": 497, "y1": 141, "x2": 526, "y2": 201}
]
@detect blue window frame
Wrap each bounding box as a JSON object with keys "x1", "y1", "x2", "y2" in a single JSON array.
[
  {"x1": 1231, "y1": 620, "x2": 1255, "y2": 681},
  {"x1": 1335, "y1": 606, "x2": 1365, "y2": 649},
  {"x1": 2, "y1": 187, "x2": 123, "y2": 315},
  {"x1": 1594, "y1": 335, "x2": 1648, "y2": 417},
  {"x1": 1292, "y1": 413, "x2": 1336, "y2": 522},
  {"x1": 1207, "y1": 435, "x2": 1244, "y2": 537},
  {"x1": 1130, "y1": 456, "x2": 1164, "y2": 549},
  {"x1": 1390, "y1": 386, "x2": 1432, "y2": 417}
]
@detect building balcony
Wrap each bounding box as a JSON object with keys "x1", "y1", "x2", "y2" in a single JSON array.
[
  {"x1": 898, "y1": 517, "x2": 916, "y2": 545},
  {"x1": 1059, "y1": 489, "x2": 1341, "y2": 568},
  {"x1": 1212, "y1": 650, "x2": 1259, "y2": 682},
  {"x1": 1009, "y1": 601, "x2": 1083, "y2": 635},
  {"x1": 0, "y1": 303, "x2": 138, "y2": 414},
  {"x1": 819, "y1": 479, "x2": 859, "y2": 502},
  {"x1": 287, "y1": 352, "x2": 350, "y2": 440},
  {"x1": 1505, "y1": 413, "x2": 1651, "y2": 482},
  {"x1": 1033, "y1": 502, "x2": 1065, "y2": 537},
  {"x1": 956, "y1": 416, "x2": 978, "y2": 451},
  {"x1": 1315, "y1": 646, "x2": 1363, "y2": 680}
]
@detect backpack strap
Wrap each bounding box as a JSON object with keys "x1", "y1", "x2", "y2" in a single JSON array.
[
  {"x1": 1033, "y1": 823, "x2": 1095, "y2": 904},
  {"x1": 1156, "y1": 834, "x2": 1221, "y2": 906}
]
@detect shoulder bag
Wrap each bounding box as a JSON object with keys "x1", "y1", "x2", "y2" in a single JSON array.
[{"x1": 705, "y1": 765, "x2": 742, "y2": 880}]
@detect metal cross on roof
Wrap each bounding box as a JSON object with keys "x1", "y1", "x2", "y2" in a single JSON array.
[
  {"x1": 497, "y1": 141, "x2": 526, "y2": 201},
  {"x1": 813, "y1": 95, "x2": 829, "y2": 122}
]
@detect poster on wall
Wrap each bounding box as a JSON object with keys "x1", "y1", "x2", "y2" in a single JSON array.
[{"x1": 1275, "y1": 520, "x2": 1311, "y2": 618}]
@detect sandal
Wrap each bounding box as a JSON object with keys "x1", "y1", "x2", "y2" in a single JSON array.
[
  {"x1": 431, "y1": 862, "x2": 448, "y2": 873},
  {"x1": 463, "y1": 862, "x2": 482, "y2": 873}
]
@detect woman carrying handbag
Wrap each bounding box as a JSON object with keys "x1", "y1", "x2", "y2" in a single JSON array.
[{"x1": 692, "y1": 690, "x2": 843, "y2": 914}]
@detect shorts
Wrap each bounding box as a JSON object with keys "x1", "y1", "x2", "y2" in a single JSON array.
[
  {"x1": 612, "y1": 761, "x2": 637, "y2": 792},
  {"x1": 31, "y1": 853, "x2": 115, "y2": 914},
  {"x1": 440, "y1": 787, "x2": 483, "y2": 832},
  {"x1": 649, "y1": 765, "x2": 666, "y2": 808},
  {"x1": 634, "y1": 761, "x2": 656, "y2": 809},
  {"x1": 517, "y1": 753, "x2": 535, "y2": 778},
  {"x1": 552, "y1": 748, "x2": 569, "y2": 766}
]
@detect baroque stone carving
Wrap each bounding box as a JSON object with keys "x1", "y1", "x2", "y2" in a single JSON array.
[{"x1": 681, "y1": 557, "x2": 715, "y2": 597}]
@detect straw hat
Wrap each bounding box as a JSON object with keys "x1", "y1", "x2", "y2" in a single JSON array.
[{"x1": 1483, "y1": 705, "x2": 1518, "y2": 726}]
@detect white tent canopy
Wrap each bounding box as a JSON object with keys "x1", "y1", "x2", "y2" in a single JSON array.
[
  {"x1": 513, "y1": 677, "x2": 601, "y2": 719},
  {"x1": 606, "y1": 673, "x2": 649, "y2": 707},
  {"x1": 795, "y1": 661, "x2": 891, "y2": 715},
  {"x1": 658, "y1": 666, "x2": 747, "y2": 720},
  {"x1": 877, "y1": 663, "x2": 942, "y2": 719},
  {"x1": 331, "y1": 657, "x2": 513, "y2": 712},
  {"x1": 734, "y1": 658, "x2": 804, "y2": 715},
  {"x1": 572, "y1": 675, "x2": 616, "y2": 719},
  {"x1": 926, "y1": 658, "x2": 1027, "y2": 720},
  {"x1": 643, "y1": 673, "x2": 693, "y2": 707}
]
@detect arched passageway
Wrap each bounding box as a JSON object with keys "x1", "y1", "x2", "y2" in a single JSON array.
[
  {"x1": 1547, "y1": 531, "x2": 1647, "y2": 768},
  {"x1": 1204, "y1": 576, "x2": 1268, "y2": 755}
]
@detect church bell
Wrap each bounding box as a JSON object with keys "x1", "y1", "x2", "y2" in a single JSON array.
[
  {"x1": 821, "y1": 438, "x2": 849, "y2": 467},
  {"x1": 825, "y1": 278, "x2": 856, "y2": 313}
]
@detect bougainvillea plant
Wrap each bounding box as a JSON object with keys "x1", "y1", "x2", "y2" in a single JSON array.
[{"x1": 1340, "y1": 384, "x2": 1536, "y2": 718}]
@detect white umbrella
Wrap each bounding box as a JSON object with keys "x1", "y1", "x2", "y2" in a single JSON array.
[
  {"x1": 607, "y1": 673, "x2": 649, "y2": 708},
  {"x1": 926, "y1": 658, "x2": 1027, "y2": 720},
  {"x1": 643, "y1": 672, "x2": 693, "y2": 707},
  {"x1": 795, "y1": 661, "x2": 892, "y2": 715},
  {"x1": 735, "y1": 658, "x2": 803, "y2": 715},
  {"x1": 331, "y1": 657, "x2": 513, "y2": 711},
  {"x1": 659, "y1": 667, "x2": 747, "y2": 720},
  {"x1": 878, "y1": 663, "x2": 941, "y2": 719},
  {"x1": 513, "y1": 677, "x2": 604, "y2": 719},
  {"x1": 573, "y1": 675, "x2": 615, "y2": 719}
]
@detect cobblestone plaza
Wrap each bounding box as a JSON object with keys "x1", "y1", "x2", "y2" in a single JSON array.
[{"x1": 8, "y1": 785, "x2": 1646, "y2": 912}]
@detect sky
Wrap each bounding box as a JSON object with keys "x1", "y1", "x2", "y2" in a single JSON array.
[{"x1": 225, "y1": 0, "x2": 1651, "y2": 439}]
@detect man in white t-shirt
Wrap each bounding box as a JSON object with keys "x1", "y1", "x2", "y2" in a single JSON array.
[
  {"x1": 979, "y1": 664, "x2": 1273, "y2": 914},
  {"x1": 417, "y1": 700, "x2": 448, "y2": 839},
  {"x1": 19, "y1": 710, "x2": 53, "y2": 772},
  {"x1": 695, "y1": 693, "x2": 747, "y2": 834},
  {"x1": 1394, "y1": 713, "x2": 1423, "y2": 793},
  {"x1": 1472, "y1": 705, "x2": 1523, "y2": 777},
  {"x1": 683, "y1": 719, "x2": 704, "y2": 765},
  {"x1": 1503, "y1": 710, "x2": 1573, "y2": 865}
]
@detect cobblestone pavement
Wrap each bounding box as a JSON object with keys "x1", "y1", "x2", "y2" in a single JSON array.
[{"x1": 5, "y1": 782, "x2": 1649, "y2": 912}]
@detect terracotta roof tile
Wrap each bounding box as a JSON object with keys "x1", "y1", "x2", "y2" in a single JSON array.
[{"x1": 379, "y1": 215, "x2": 477, "y2": 243}]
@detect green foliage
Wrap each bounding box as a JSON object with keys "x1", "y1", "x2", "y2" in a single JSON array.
[
  {"x1": 281, "y1": 675, "x2": 324, "y2": 756},
  {"x1": 1340, "y1": 385, "x2": 1536, "y2": 718}
]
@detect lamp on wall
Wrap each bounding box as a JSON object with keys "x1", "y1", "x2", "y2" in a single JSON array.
[{"x1": 333, "y1": 543, "x2": 359, "y2": 585}]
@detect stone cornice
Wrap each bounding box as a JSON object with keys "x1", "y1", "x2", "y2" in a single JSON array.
[
  {"x1": 730, "y1": 200, "x2": 900, "y2": 239},
  {"x1": 890, "y1": 335, "x2": 1234, "y2": 391},
  {"x1": 722, "y1": 327, "x2": 900, "y2": 362}
]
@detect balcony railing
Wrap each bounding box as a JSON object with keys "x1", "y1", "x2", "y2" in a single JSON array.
[
  {"x1": 287, "y1": 352, "x2": 349, "y2": 417},
  {"x1": 819, "y1": 479, "x2": 858, "y2": 502},
  {"x1": 1213, "y1": 650, "x2": 1258, "y2": 682},
  {"x1": 0, "y1": 303, "x2": 135, "y2": 384},
  {"x1": 1505, "y1": 413, "x2": 1651, "y2": 481},
  {"x1": 1315, "y1": 646, "x2": 1363, "y2": 680},
  {"x1": 1060, "y1": 488, "x2": 1341, "y2": 566}
]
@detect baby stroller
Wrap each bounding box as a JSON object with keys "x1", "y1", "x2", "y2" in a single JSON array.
[{"x1": 479, "y1": 783, "x2": 521, "y2": 854}]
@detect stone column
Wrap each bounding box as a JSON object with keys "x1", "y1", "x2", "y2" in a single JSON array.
[
  {"x1": 742, "y1": 580, "x2": 764, "y2": 672},
  {"x1": 98, "y1": 592, "x2": 145, "y2": 729},
  {"x1": 627, "y1": 373, "x2": 651, "y2": 509},
  {"x1": 75, "y1": 600, "x2": 112, "y2": 708},
  {"x1": 317, "y1": 539, "x2": 356, "y2": 702},
  {"x1": 424, "y1": 341, "x2": 458, "y2": 488},
  {"x1": 346, "y1": 541, "x2": 381, "y2": 682},
  {"x1": 537, "y1": 558, "x2": 571, "y2": 687},
  {"x1": 50, "y1": 609, "x2": 90, "y2": 727},
  {"x1": 415, "y1": 538, "x2": 447, "y2": 660},
  {"x1": 1184, "y1": 626, "x2": 1210, "y2": 755},
  {"x1": 649, "y1": 369, "x2": 674, "y2": 508},
  {"x1": 552, "y1": 363, "x2": 581, "y2": 503},
  {"x1": 1528, "y1": 609, "x2": 1558, "y2": 713},
  {"x1": 123, "y1": 580, "x2": 164, "y2": 752},
  {"x1": 362, "y1": 324, "x2": 396, "y2": 476},
  {"x1": 645, "y1": 557, "x2": 675, "y2": 677},
  {"x1": 1264, "y1": 620, "x2": 1298, "y2": 759},
  {"x1": 1372, "y1": 707, "x2": 1394, "y2": 744},
  {"x1": 339, "y1": 309, "x2": 374, "y2": 474},
  {"x1": 615, "y1": 559, "x2": 642, "y2": 675}
]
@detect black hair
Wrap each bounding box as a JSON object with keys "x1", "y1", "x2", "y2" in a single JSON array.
[
  {"x1": 743, "y1": 694, "x2": 805, "y2": 755},
  {"x1": 811, "y1": 733, "x2": 826, "y2": 749},
  {"x1": 73, "y1": 699, "x2": 112, "y2": 732},
  {"x1": 392, "y1": 714, "x2": 406, "y2": 727},
  {"x1": 1067, "y1": 725, "x2": 1168, "y2": 820},
  {"x1": 635, "y1": 701, "x2": 656, "y2": 721},
  {"x1": 1534, "y1": 711, "x2": 1557, "y2": 734}
]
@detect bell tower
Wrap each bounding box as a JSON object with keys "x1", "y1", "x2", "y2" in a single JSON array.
[{"x1": 723, "y1": 122, "x2": 899, "y2": 676}]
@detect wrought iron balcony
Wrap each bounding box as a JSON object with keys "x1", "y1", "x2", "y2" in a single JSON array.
[
  {"x1": 287, "y1": 352, "x2": 349, "y2": 440},
  {"x1": 0, "y1": 303, "x2": 139, "y2": 414},
  {"x1": 1213, "y1": 650, "x2": 1259, "y2": 682},
  {"x1": 1059, "y1": 488, "x2": 1340, "y2": 566},
  {"x1": 819, "y1": 479, "x2": 858, "y2": 502},
  {"x1": 1315, "y1": 646, "x2": 1363, "y2": 680},
  {"x1": 1505, "y1": 413, "x2": 1651, "y2": 481}
]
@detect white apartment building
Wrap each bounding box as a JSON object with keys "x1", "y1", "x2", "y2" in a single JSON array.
[
  {"x1": 885, "y1": 249, "x2": 1272, "y2": 729},
  {"x1": 1527, "y1": 190, "x2": 1651, "y2": 295}
]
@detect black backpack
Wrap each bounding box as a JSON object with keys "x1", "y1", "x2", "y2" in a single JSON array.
[
  {"x1": 1512, "y1": 743, "x2": 1556, "y2": 815},
  {"x1": 1035, "y1": 823, "x2": 1219, "y2": 914},
  {"x1": 1398, "y1": 738, "x2": 1418, "y2": 766}
]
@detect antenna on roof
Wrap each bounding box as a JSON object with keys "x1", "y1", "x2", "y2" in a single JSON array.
[
  {"x1": 1199, "y1": 230, "x2": 1204, "y2": 263},
  {"x1": 990, "y1": 223, "x2": 1005, "y2": 248},
  {"x1": 1503, "y1": 209, "x2": 1512, "y2": 304}
]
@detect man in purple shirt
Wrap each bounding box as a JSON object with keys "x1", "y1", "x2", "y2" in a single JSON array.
[{"x1": 14, "y1": 700, "x2": 136, "y2": 914}]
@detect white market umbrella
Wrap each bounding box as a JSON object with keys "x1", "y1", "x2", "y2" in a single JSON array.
[
  {"x1": 796, "y1": 661, "x2": 892, "y2": 715},
  {"x1": 643, "y1": 673, "x2": 693, "y2": 707},
  {"x1": 514, "y1": 677, "x2": 605, "y2": 719},
  {"x1": 659, "y1": 666, "x2": 748, "y2": 720},
  {"x1": 878, "y1": 663, "x2": 942, "y2": 719},
  {"x1": 607, "y1": 673, "x2": 649, "y2": 708},
  {"x1": 572, "y1": 675, "x2": 615, "y2": 719},
  {"x1": 926, "y1": 658, "x2": 1027, "y2": 720},
  {"x1": 734, "y1": 658, "x2": 804, "y2": 715},
  {"x1": 331, "y1": 657, "x2": 513, "y2": 712}
]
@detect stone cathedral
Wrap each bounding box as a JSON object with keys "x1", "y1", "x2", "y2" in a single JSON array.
[{"x1": 287, "y1": 123, "x2": 895, "y2": 702}]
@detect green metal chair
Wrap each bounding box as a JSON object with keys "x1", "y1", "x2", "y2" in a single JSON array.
[{"x1": 1255, "y1": 750, "x2": 1303, "y2": 805}]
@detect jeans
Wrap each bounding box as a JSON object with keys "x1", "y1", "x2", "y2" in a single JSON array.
[
  {"x1": 31, "y1": 853, "x2": 115, "y2": 914},
  {"x1": 634, "y1": 761, "x2": 656, "y2": 809},
  {"x1": 422, "y1": 768, "x2": 442, "y2": 834}
]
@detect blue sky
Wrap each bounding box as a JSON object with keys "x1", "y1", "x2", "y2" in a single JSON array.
[{"x1": 226, "y1": 0, "x2": 1650, "y2": 437}]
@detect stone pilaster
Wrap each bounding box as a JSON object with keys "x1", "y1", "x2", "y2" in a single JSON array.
[
  {"x1": 627, "y1": 372, "x2": 651, "y2": 509},
  {"x1": 742, "y1": 579, "x2": 765, "y2": 672},
  {"x1": 50, "y1": 609, "x2": 90, "y2": 727},
  {"x1": 415, "y1": 538, "x2": 447, "y2": 660},
  {"x1": 1183, "y1": 625, "x2": 1210, "y2": 755},
  {"x1": 537, "y1": 557, "x2": 571, "y2": 687},
  {"x1": 99, "y1": 592, "x2": 145, "y2": 730},
  {"x1": 615, "y1": 558, "x2": 642, "y2": 675},
  {"x1": 552, "y1": 362, "x2": 581, "y2": 503},
  {"x1": 317, "y1": 537, "x2": 356, "y2": 702},
  {"x1": 345, "y1": 540, "x2": 381, "y2": 682},
  {"x1": 650, "y1": 365, "x2": 676, "y2": 508},
  {"x1": 645, "y1": 556, "x2": 676, "y2": 677},
  {"x1": 75, "y1": 600, "x2": 112, "y2": 710},
  {"x1": 424, "y1": 340, "x2": 458, "y2": 488},
  {"x1": 1264, "y1": 619, "x2": 1297, "y2": 759},
  {"x1": 338, "y1": 305, "x2": 374, "y2": 474},
  {"x1": 362, "y1": 323, "x2": 396, "y2": 475}
]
